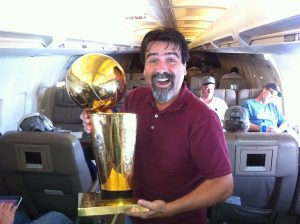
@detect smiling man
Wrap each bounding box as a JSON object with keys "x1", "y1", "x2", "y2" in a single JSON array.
[
  {"x1": 142, "y1": 40, "x2": 187, "y2": 111},
  {"x1": 81, "y1": 28, "x2": 233, "y2": 224}
]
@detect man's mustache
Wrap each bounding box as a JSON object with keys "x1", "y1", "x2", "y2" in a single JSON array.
[{"x1": 152, "y1": 72, "x2": 174, "y2": 82}]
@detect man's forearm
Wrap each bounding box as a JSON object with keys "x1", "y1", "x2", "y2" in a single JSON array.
[{"x1": 166, "y1": 174, "x2": 233, "y2": 216}]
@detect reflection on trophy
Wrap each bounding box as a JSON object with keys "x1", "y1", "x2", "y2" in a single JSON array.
[{"x1": 65, "y1": 53, "x2": 147, "y2": 216}]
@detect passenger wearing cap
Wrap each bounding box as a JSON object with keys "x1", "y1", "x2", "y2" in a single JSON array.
[
  {"x1": 199, "y1": 76, "x2": 228, "y2": 125},
  {"x1": 224, "y1": 106, "x2": 250, "y2": 132},
  {"x1": 240, "y1": 83, "x2": 287, "y2": 133}
]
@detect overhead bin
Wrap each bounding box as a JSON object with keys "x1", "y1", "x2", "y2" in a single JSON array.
[
  {"x1": 191, "y1": 5, "x2": 257, "y2": 53},
  {"x1": 0, "y1": 31, "x2": 52, "y2": 56},
  {"x1": 235, "y1": 0, "x2": 300, "y2": 54},
  {"x1": 45, "y1": 38, "x2": 141, "y2": 55},
  {"x1": 191, "y1": 0, "x2": 300, "y2": 54},
  {"x1": 210, "y1": 7, "x2": 257, "y2": 53}
]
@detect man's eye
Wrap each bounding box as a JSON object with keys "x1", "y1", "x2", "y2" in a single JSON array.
[
  {"x1": 167, "y1": 58, "x2": 176, "y2": 63},
  {"x1": 149, "y1": 59, "x2": 157, "y2": 64}
]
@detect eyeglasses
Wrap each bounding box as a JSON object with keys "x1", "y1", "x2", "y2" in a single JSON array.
[{"x1": 268, "y1": 89, "x2": 278, "y2": 97}]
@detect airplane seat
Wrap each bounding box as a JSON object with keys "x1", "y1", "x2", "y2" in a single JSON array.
[
  {"x1": 214, "y1": 89, "x2": 237, "y2": 107},
  {"x1": 288, "y1": 150, "x2": 300, "y2": 216},
  {"x1": 189, "y1": 75, "x2": 202, "y2": 97},
  {"x1": 218, "y1": 77, "x2": 249, "y2": 91},
  {"x1": 0, "y1": 172, "x2": 8, "y2": 195},
  {"x1": 237, "y1": 89, "x2": 260, "y2": 105},
  {"x1": 210, "y1": 132, "x2": 299, "y2": 223},
  {"x1": 186, "y1": 67, "x2": 202, "y2": 88},
  {"x1": 50, "y1": 86, "x2": 83, "y2": 132},
  {"x1": 126, "y1": 80, "x2": 148, "y2": 90},
  {"x1": 0, "y1": 131, "x2": 96, "y2": 218},
  {"x1": 130, "y1": 72, "x2": 144, "y2": 81}
]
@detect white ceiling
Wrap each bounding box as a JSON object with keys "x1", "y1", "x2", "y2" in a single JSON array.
[{"x1": 1, "y1": 0, "x2": 300, "y2": 55}]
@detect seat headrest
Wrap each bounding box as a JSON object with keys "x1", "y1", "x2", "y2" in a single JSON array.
[
  {"x1": 54, "y1": 87, "x2": 77, "y2": 107},
  {"x1": 237, "y1": 89, "x2": 260, "y2": 105}
]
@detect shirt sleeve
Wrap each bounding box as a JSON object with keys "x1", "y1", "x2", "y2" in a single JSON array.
[
  {"x1": 274, "y1": 104, "x2": 286, "y2": 126},
  {"x1": 240, "y1": 100, "x2": 250, "y2": 115}
]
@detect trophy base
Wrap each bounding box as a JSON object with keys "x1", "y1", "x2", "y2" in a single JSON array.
[{"x1": 78, "y1": 192, "x2": 149, "y2": 216}]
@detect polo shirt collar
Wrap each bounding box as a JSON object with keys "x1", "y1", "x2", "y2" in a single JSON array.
[{"x1": 145, "y1": 83, "x2": 191, "y2": 112}]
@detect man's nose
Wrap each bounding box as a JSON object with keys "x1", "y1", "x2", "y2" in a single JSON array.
[{"x1": 155, "y1": 60, "x2": 169, "y2": 73}]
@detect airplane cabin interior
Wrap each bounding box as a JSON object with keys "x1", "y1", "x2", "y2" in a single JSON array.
[{"x1": 1, "y1": 0, "x2": 300, "y2": 223}]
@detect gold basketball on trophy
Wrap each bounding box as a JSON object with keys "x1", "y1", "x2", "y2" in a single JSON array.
[{"x1": 66, "y1": 53, "x2": 126, "y2": 112}]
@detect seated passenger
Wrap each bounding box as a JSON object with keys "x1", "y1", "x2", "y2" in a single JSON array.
[
  {"x1": 199, "y1": 76, "x2": 228, "y2": 124},
  {"x1": 0, "y1": 202, "x2": 73, "y2": 224},
  {"x1": 224, "y1": 106, "x2": 250, "y2": 132},
  {"x1": 240, "y1": 83, "x2": 288, "y2": 133},
  {"x1": 221, "y1": 67, "x2": 243, "y2": 79}
]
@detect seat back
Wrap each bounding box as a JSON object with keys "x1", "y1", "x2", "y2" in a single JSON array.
[
  {"x1": 0, "y1": 131, "x2": 93, "y2": 217},
  {"x1": 0, "y1": 172, "x2": 8, "y2": 196},
  {"x1": 214, "y1": 89, "x2": 237, "y2": 106},
  {"x1": 228, "y1": 132, "x2": 298, "y2": 210},
  {"x1": 186, "y1": 67, "x2": 202, "y2": 88},
  {"x1": 51, "y1": 86, "x2": 83, "y2": 131},
  {"x1": 237, "y1": 89, "x2": 260, "y2": 105},
  {"x1": 211, "y1": 132, "x2": 298, "y2": 223},
  {"x1": 40, "y1": 86, "x2": 83, "y2": 132},
  {"x1": 289, "y1": 149, "x2": 300, "y2": 216},
  {"x1": 189, "y1": 75, "x2": 202, "y2": 97},
  {"x1": 130, "y1": 72, "x2": 144, "y2": 81},
  {"x1": 219, "y1": 77, "x2": 248, "y2": 91}
]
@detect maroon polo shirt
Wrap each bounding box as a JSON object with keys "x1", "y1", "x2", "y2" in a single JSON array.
[{"x1": 121, "y1": 83, "x2": 232, "y2": 224}]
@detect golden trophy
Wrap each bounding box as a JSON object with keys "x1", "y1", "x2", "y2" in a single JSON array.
[{"x1": 65, "y1": 53, "x2": 147, "y2": 216}]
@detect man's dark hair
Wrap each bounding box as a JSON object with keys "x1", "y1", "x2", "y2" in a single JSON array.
[
  {"x1": 230, "y1": 67, "x2": 239, "y2": 74},
  {"x1": 140, "y1": 28, "x2": 190, "y2": 65}
]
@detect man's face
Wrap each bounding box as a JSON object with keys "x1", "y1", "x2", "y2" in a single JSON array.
[
  {"x1": 262, "y1": 87, "x2": 278, "y2": 103},
  {"x1": 143, "y1": 41, "x2": 186, "y2": 103},
  {"x1": 200, "y1": 83, "x2": 215, "y2": 100}
]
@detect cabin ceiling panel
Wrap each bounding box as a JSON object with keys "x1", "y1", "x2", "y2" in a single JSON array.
[{"x1": 155, "y1": 0, "x2": 233, "y2": 45}]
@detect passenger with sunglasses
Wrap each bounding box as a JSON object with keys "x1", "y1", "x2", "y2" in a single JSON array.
[{"x1": 240, "y1": 83, "x2": 287, "y2": 132}]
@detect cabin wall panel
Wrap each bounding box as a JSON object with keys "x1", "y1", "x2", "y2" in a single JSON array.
[
  {"x1": 217, "y1": 53, "x2": 280, "y2": 89},
  {"x1": 12, "y1": 93, "x2": 27, "y2": 128},
  {"x1": 0, "y1": 58, "x2": 25, "y2": 133},
  {"x1": 0, "y1": 56, "x2": 71, "y2": 133},
  {"x1": 269, "y1": 53, "x2": 300, "y2": 129}
]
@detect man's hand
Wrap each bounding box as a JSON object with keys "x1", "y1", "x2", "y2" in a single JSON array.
[
  {"x1": 127, "y1": 199, "x2": 172, "y2": 219},
  {"x1": 0, "y1": 202, "x2": 17, "y2": 224},
  {"x1": 80, "y1": 109, "x2": 114, "y2": 133},
  {"x1": 267, "y1": 126, "x2": 283, "y2": 133},
  {"x1": 80, "y1": 110, "x2": 92, "y2": 133}
]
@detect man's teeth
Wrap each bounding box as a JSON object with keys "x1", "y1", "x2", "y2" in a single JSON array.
[{"x1": 157, "y1": 78, "x2": 169, "y2": 81}]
